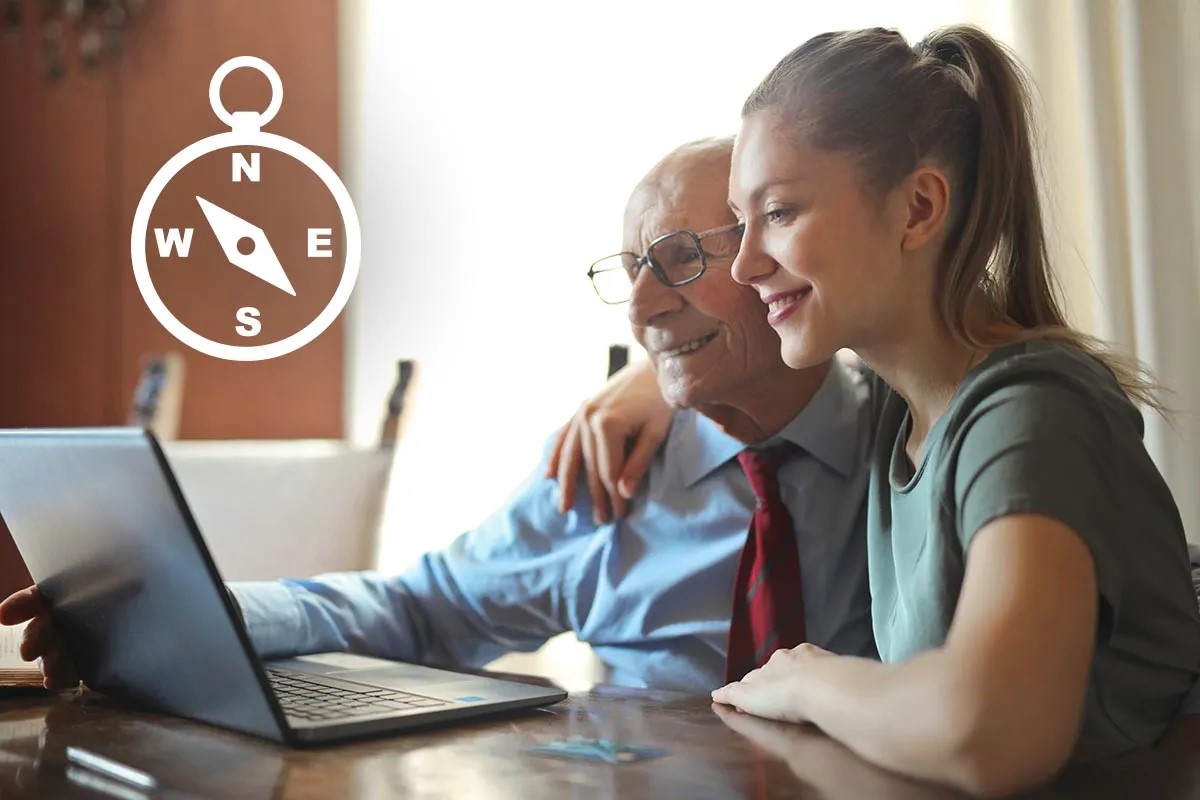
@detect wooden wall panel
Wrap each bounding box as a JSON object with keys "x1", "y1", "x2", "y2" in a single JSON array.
[
  {"x1": 0, "y1": 0, "x2": 342, "y2": 439},
  {"x1": 0, "y1": 25, "x2": 120, "y2": 429},
  {"x1": 0, "y1": 1, "x2": 343, "y2": 596},
  {"x1": 116, "y1": 0, "x2": 344, "y2": 440}
]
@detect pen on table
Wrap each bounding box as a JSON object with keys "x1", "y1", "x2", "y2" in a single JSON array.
[{"x1": 66, "y1": 746, "x2": 159, "y2": 792}]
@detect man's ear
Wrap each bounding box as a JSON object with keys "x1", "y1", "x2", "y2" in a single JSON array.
[{"x1": 899, "y1": 165, "x2": 952, "y2": 253}]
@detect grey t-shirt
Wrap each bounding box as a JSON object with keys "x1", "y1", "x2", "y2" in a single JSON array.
[{"x1": 866, "y1": 340, "x2": 1200, "y2": 758}]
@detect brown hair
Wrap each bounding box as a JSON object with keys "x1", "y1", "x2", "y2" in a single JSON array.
[{"x1": 743, "y1": 25, "x2": 1163, "y2": 411}]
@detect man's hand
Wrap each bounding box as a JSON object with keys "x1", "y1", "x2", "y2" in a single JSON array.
[
  {"x1": 546, "y1": 360, "x2": 672, "y2": 523},
  {"x1": 0, "y1": 586, "x2": 81, "y2": 690}
]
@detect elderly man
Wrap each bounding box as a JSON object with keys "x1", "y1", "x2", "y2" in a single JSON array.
[{"x1": 1, "y1": 137, "x2": 874, "y2": 692}]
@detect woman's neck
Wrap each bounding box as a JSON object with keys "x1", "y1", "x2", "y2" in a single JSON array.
[{"x1": 858, "y1": 296, "x2": 1013, "y2": 463}]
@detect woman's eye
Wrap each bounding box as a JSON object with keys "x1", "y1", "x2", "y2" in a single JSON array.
[{"x1": 765, "y1": 208, "x2": 792, "y2": 224}]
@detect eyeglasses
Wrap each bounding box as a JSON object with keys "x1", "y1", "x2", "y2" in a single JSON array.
[{"x1": 586, "y1": 222, "x2": 744, "y2": 305}]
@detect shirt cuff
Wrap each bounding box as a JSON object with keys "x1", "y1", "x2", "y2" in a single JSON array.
[{"x1": 228, "y1": 581, "x2": 306, "y2": 659}]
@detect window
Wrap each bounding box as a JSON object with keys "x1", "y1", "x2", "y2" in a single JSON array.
[{"x1": 344, "y1": 0, "x2": 1014, "y2": 569}]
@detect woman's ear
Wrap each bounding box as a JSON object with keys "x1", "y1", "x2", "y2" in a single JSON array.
[{"x1": 899, "y1": 165, "x2": 952, "y2": 253}]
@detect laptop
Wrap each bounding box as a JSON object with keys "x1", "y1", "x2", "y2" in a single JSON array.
[{"x1": 0, "y1": 428, "x2": 566, "y2": 745}]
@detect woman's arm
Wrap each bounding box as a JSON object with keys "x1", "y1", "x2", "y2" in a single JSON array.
[
  {"x1": 714, "y1": 513, "x2": 1097, "y2": 797},
  {"x1": 546, "y1": 359, "x2": 672, "y2": 522}
]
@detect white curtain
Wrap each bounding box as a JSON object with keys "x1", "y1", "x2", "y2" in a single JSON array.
[{"x1": 1011, "y1": 0, "x2": 1200, "y2": 542}]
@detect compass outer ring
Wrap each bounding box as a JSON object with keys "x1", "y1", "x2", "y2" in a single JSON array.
[{"x1": 130, "y1": 130, "x2": 361, "y2": 362}]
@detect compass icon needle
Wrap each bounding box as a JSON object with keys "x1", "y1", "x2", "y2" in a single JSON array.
[{"x1": 196, "y1": 196, "x2": 296, "y2": 296}]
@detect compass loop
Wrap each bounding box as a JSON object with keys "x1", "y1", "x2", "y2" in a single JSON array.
[{"x1": 209, "y1": 56, "x2": 284, "y2": 131}]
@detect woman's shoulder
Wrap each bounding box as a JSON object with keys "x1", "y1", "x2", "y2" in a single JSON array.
[{"x1": 950, "y1": 339, "x2": 1144, "y2": 439}]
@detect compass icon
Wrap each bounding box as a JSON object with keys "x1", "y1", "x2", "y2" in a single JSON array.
[{"x1": 131, "y1": 56, "x2": 361, "y2": 362}]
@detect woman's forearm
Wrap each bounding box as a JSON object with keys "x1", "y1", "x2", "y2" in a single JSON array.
[
  {"x1": 797, "y1": 649, "x2": 1072, "y2": 796},
  {"x1": 794, "y1": 519, "x2": 1096, "y2": 795},
  {"x1": 798, "y1": 651, "x2": 982, "y2": 787}
]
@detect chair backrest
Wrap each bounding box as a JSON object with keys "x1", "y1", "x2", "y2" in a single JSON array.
[
  {"x1": 607, "y1": 345, "x2": 629, "y2": 379},
  {"x1": 379, "y1": 359, "x2": 417, "y2": 449}
]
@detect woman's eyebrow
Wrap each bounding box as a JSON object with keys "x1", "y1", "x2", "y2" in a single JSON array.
[{"x1": 732, "y1": 177, "x2": 810, "y2": 210}]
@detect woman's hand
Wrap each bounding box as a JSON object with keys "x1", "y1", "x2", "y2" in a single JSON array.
[
  {"x1": 546, "y1": 360, "x2": 672, "y2": 523},
  {"x1": 0, "y1": 586, "x2": 81, "y2": 690},
  {"x1": 711, "y1": 643, "x2": 838, "y2": 724}
]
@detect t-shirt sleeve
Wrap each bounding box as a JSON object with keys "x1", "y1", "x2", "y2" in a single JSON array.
[{"x1": 953, "y1": 383, "x2": 1125, "y2": 630}]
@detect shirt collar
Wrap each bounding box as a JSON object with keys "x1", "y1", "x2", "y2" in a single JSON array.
[{"x1": 669, "y1": 358, "x2": 864, "y2": 488}]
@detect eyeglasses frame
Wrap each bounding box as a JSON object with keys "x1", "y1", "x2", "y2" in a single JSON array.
[{"x1": 586, "y1": 221, "x2": 745, "y2": 305}]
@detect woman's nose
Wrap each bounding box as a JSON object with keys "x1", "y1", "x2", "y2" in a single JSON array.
[{"x1": 730, "y1": 228, "x2": 775, "y2": 286}]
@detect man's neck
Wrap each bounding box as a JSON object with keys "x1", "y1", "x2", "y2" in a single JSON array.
[{"x1": 694, "y1": 360, "x2": 832, "y2": 444}]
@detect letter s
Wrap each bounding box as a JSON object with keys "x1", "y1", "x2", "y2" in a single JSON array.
[{"x1": 235, "y1": 307, "x2": 262, "y2": 337}]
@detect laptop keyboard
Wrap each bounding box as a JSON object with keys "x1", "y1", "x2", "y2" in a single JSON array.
[{"x1": 266, "y1": 668, "x2": 449, "y2": 722}]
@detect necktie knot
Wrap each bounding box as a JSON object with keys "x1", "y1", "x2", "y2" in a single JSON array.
[{"x1": 736, "y1": 443, "x2": 794, "y2": 503}]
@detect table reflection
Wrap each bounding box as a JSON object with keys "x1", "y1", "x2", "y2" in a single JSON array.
[
  {"x1": 713, "y1": 704, "x2": 966, "y2": 799},
  {"x1": 7, "y1": 685, "x2": 1197, "y2": 799},
  {"x1": 0, "y1": 694, "x2": 284, "y2": 799}
]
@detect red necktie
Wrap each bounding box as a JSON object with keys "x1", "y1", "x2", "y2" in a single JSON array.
[{"x1": 724, "y1": 444, "x2": 806, "y2": 683}]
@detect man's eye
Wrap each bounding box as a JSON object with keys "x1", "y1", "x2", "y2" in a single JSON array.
[{"x1": 706, "y1": 226, "x2": 743, "y2": 254}]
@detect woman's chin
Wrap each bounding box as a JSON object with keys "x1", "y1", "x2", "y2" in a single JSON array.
[{"x1": 781, "y1": 339, "x2": 835, "y2": 371}]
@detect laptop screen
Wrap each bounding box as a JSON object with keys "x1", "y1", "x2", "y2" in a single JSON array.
[{"x1": 0, "y1": 429, "x2": 284, "y2": 742}]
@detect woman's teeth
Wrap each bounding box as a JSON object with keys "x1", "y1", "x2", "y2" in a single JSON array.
[
  {"x1": 662, "y1": 331, "x2": 718, "y2": 357},
  {"x1": 769, "y1": 290, "x2": 809, "y2": 314}
]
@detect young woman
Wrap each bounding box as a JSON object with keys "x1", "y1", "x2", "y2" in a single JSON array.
[{"x1": 550, "y1": 25, "x2": 1200, "y2": 796}]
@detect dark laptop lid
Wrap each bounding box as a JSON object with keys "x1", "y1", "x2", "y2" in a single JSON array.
[{"x1": 0, "y1": 428, "x2": 286, "y2": 742}]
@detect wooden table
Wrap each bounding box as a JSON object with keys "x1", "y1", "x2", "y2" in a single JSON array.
[{"x1": 2, "y1": 683, "x2": 1199, "y2": 799}]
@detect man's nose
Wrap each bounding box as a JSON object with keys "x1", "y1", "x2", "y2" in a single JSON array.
[
  {"x1": 628, "y1": 267, "x2": 683, "y2": 327},
  {"x1": 730, "y1": 227, "x2": 775, "y2": 287}
]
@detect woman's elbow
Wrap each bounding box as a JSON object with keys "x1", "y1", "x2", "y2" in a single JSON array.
[
  {"x1": 941, "y1": 709, "x2": 1075, "y2": 797},
  {"x1": 949, "y1": 751, "x2": 1068, "y2": 797}
]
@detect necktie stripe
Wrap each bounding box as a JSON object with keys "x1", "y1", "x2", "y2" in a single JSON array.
[
  {"x1": 753, "y1": 599, "x2": 807, "y2": 665},
  {"x1": 753, "y1": 629, "x2": 780, "y2": 665},
  {"x1": 744, "y1": 561, "x2": 770, "y2": 605}
]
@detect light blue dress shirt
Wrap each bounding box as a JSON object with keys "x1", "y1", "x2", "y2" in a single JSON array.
[{"x1": 231, "y1": 360, "x2": 876, "y2": 692}]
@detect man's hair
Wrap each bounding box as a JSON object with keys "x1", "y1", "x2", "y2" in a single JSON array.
[
  {"x1": 625, "y1": 136, "x2": 735, "y2": 229},
  {"x1": 635, "y1": 136, "x2": 734, "y2": 193}
]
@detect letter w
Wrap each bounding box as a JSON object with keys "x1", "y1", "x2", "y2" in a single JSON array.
[{"x1": 154, "y1": 227, "x2": 194, "y2": 257}]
